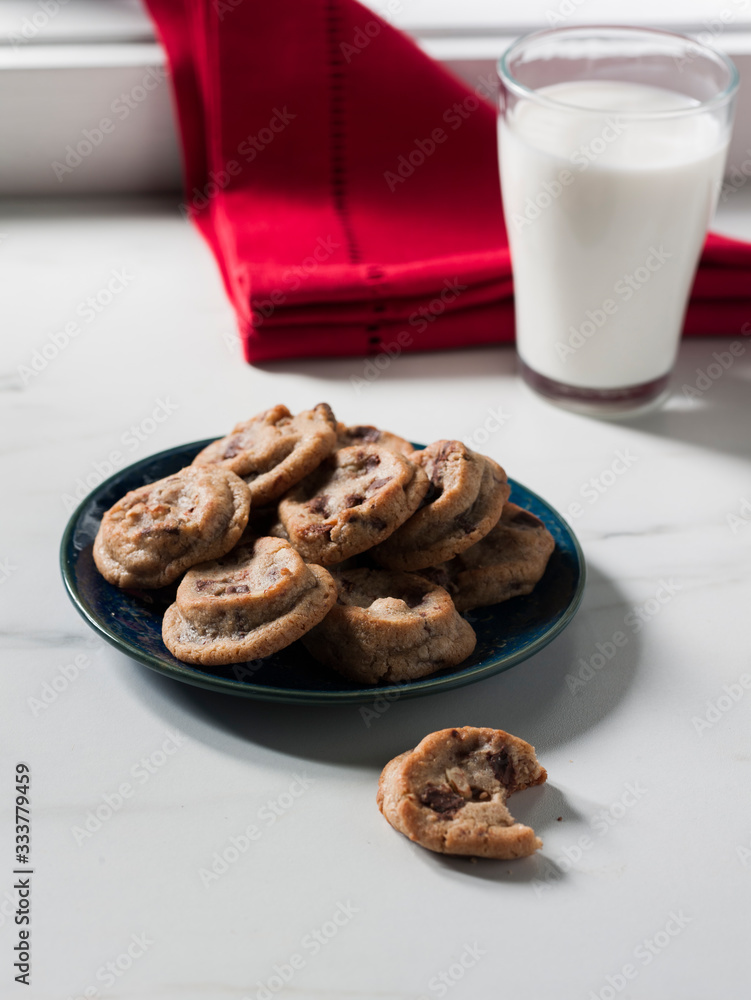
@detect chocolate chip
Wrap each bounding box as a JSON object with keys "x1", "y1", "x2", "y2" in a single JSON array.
[
  {"x1": 438, "y1": 441, "x2": 460, "y2": 461},
  {"x1": 432, "y1": 441, "x2": 460, "y2": 477},
  {"x1": 356, "y1": 451, "x2": 381, "y2": 471},
  {"x1": 226, "y1": 584, "x2": 249, "y2": 594},
  {"x1": 368, "y1": 476, "x2": 392, "y2": 492},
  {"x1": 419, "y1": 784, "x2": 466, "y2": 816},
  {"x1": 454, "y1": 510, "x2": 477, "y2": 534},
  {"x1": 344, "y1": 493, "x2": 364, "y2": 508},
  {"x1": 195, "y1": 580, "x2": 212, "y2": 591},
  {"x1": 223, "y1": 438, "x2": 244, "y2": 459},
  {"x1": 307, "y1": 494, "x2": 330, "y2": 516},
  {"x1": 512, "y1": 509, "x2": 544, "y2": 529},
  {"x1": 369, "y1": 516, "x2": 387, "y2": 532},
  {"x1": 350, "y1": 425, "x2": 380, "y2": 443},
  {"x1": 487, "y1": 749, "x2": 515, "y2": 787},
  {"x1": 303, "y1": 523, "x2": 332, "y2": 538},
  {"x1": 141, "y1": 523, "x2": 179, "y2": 536}
]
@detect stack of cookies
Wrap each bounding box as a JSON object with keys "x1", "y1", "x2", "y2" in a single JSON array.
[{"x1": 93, "y1": 403, "x2": 555, "y2": 683}]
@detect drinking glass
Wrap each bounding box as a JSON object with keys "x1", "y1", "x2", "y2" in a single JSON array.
[{"x1": 498, "y1": 26, "x2": 738, "y2": 416}]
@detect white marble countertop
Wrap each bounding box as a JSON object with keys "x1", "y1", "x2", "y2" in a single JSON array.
[{"x1": 1, "y1": 194, "x2": 750, "y2": 1000}]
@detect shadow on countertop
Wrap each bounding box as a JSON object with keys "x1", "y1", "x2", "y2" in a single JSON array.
[
  {"x1": 418, "y1": 782, "x2": 584, "y2": 885},
  {"x1": 608, "y1": 360, "x2": 751, "y2": 463},
  {"x1": 118, "y1": 563, "x2": 641, "y2": 771},
  {"x1": 255, "y1": 342, "x2": 517, "y2": 383}
]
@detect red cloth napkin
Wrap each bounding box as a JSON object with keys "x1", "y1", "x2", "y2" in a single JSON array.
[{"x1": 145, "y1": 0, "x2": 751, "y2": 363}]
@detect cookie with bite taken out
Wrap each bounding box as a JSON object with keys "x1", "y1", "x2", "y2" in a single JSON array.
[{"x1": 377, "y1": 727, "x2": 547, "y2": 859}]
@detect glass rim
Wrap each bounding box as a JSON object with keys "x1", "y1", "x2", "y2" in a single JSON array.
[{"x1": 498, "y1": 24, "x2": 740, "y2": 120}]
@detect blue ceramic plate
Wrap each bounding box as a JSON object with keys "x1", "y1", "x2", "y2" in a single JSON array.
[{"x1": 60, "y1": 440, "x2": 585, "y2": 704}]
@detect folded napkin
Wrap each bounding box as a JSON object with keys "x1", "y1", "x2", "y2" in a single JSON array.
[{"x1": 145, "y1": 0, "x2": 751, "y2": 362}]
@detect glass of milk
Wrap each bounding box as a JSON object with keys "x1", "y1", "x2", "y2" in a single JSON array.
[{"x1": 498, "y1": 26, "x2": 738, "y2": 416}]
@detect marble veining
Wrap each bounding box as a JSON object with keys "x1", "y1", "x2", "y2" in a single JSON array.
[{"x1": 1, "y1": 197, "x2": 750, "y2": 1000}]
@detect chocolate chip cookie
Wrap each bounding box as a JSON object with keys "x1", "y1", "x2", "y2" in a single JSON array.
[
  {"x1": 162, "y1": 536, "x2": 337, "y2": 665},
  {"x1": 93, "y1": 466, "x2": 250, "y2": 589},
  {"x1": 377, "y1": 727, "x2": 547, "y2": 859},
  {"x1": 278, "y1": 445, "x2": 429, "y2": 565},
  {"x1": 372, "y1": 441, "x2": 510, "y2": 571},
  {"x1": 192, "y1": 403, "x2": 337, "y2": 506},
  {"x1": 429, "y1": 504, "x2": 555, "y2": 611},
  {"x1": 336, "y1": 422, "x2": 414, "y2": 456},
  {"x1": 302, "y1": 568, "x2": 476, "y2": 683}
]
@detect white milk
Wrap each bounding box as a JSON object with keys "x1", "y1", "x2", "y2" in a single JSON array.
[{"x1": 499, "y1": 81, "x2": 728, "y2": 389}]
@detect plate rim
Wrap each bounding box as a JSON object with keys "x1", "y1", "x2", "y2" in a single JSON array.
[{"x1": 60, "y1": 439, "x2": 586, "y2": 704}]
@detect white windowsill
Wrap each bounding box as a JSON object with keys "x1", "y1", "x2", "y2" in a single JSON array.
[{"x1": 0, "y1": 0, "x2": 749, "y2": 195}]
